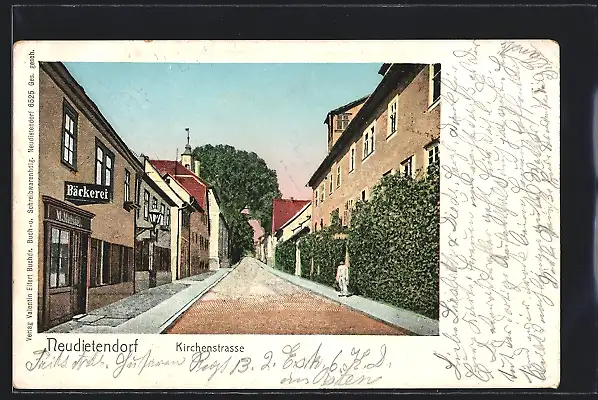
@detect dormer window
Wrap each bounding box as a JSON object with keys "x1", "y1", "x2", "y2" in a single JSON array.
[{"x1": 336, "y1": 113, "x2": 350, "y2": 131}]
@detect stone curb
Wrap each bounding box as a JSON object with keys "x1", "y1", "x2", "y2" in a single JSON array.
[{"x1": 255, "y1": 259, "x2": 439, "y2": 336}]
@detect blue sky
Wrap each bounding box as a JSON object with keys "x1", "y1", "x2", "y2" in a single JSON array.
[{"x1": 64, "y1": 62, "x2": 383, "y2": 199}]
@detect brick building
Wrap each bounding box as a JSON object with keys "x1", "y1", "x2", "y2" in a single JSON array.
[
  {"x1": 308, "y1": 63, "x2": 441, "y2": 230},
  {"x1": 38, "y1": 62, "x2": 145, "y2": 331}
]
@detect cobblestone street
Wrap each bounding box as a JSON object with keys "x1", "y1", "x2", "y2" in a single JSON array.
[{"x1": 166, "y1": 258, "x2": 410, "y2": 335}]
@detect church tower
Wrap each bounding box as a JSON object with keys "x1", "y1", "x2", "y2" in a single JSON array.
[{"x1": 181, "y1": 127, "x2": 194, "y2": 170}]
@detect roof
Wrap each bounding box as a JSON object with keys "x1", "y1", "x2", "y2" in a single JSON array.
[
  {"x1": 322, "y1": 95, "x2": 370, "y2": 124},
  {"x1": 248, "y1": 219, "x2": 265, "y2": 242},
  {"x1": 278, "y1": 201, "x2": 311, "y2": 232},
  {"x1": 149, "y1": 160, "x2": 208, "y2": 211},
  {"x1": 378, "y1": 63, "x2": 391, "y2": 75},
  {"x1": 271, "y1": 198, "x2": 311, "y2": 234},
  {"x1": 309, "y1": 63, "x2": 425, "y2": 188},
  {"x1": 150, "y1": 160, "x2": 211, "y2": 186}
]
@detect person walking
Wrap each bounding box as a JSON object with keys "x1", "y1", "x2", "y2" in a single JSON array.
[{"x1": 335, "y1": 256, "x2": 349, "y2": 297}]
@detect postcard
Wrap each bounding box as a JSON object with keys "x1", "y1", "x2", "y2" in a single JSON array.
[{"x1": 12, "y1": 39, "x2": 560, "y2": 389}]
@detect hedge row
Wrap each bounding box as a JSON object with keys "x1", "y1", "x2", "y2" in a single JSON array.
[
  {"x1": 274, "y1": 239, "x2": 296, "y2": 274},
  {"x1": 348, "y1": 163, "x2": 440, "y2": 319},
  {"x1": 297, "y1": 210, "x2": 347, "y2": 288}
]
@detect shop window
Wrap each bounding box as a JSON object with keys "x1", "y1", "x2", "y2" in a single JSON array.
[{"x1": 49, "y1": 227, "x2": 70, "y2": 288}]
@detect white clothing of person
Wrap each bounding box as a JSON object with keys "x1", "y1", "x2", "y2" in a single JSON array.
[{"x1": 336, "y1": 263, "x2": 349, "y2": 296}]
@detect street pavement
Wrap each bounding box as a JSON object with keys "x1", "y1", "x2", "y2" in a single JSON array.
[
  {"x1": 166, "y1": 257, "x2": 412, "y2": 335},
  {"x1": 47, "y1": 270, "x2": 220, "y2": 333}
]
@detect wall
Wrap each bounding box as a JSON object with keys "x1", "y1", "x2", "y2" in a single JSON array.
[
  {"x1": 312, "y1": 65, "x2": 440, "y2": 229},
  {"x1": 38, "y1": 67, "x2": 138, "y2": 249},
  {"x1": 189, "y1": 209, "x2": 209, "y2": 276},
  {"x1": 207, "y1": 189, "x2": 221, "y2": 270},
  {"x1": 136, "y1": 177, "x2": 173, "y2": 249},
  {"x1": 279, "y1": 203, "x2": 312, "y2": 243},
  {"x1": 218, "y1": 215, "x2": 230, "y2": 267}
]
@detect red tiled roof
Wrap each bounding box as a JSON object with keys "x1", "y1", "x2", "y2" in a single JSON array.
[
  {"x1": 272, "y1": 198, "x2": 310, "y2": 234},
  {"x1": 149, "y1": 160, "x2": 207, "y2": 211},
  {"x1": 248, "y1": 219, "x2": 265, "y2": 242}
]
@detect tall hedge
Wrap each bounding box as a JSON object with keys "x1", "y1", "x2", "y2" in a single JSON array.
[
  {"x1": 274, "y1": 239, "x2": 296, "y2": 274},
  {"x1": 348, "y1": 163, "x2": 440, "y2": 319},
  {"x1": 298, "y1": 210, "x2": 347, "y2": 288}
]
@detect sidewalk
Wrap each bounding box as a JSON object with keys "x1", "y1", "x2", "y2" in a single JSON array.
[
  {"x1": 47, "y1": 267, "x2": 233, "y2": 334},
  {"x1": 253, "y1": 258, "x2": 439, "y2": 336}
]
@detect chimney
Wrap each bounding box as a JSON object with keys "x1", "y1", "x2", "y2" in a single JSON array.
[{"x1": 194, "y1": 160, "x2": 200, "y2": 177}]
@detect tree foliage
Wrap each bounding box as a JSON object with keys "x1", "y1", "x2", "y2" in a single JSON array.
[{"x1": 192, "y1": 144, "x2": 282, "y2": 263}]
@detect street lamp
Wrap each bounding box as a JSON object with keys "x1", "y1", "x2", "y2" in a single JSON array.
[{"x1": 148, "y1": 207, "x2": 162, "y2": 288}]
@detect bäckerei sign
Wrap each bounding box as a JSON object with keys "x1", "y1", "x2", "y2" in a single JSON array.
[{"x1": 64, "y1": 181, "x2": 112, "y2": 205}]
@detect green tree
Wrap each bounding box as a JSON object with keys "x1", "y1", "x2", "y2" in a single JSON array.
[{"x1": 192, "y1": 144, "x2": 282, "y2": 262}]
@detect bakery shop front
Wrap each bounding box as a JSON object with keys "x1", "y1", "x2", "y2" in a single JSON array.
[{"x1": 40, "y1": 196, "x2": 95, "y2": 329}]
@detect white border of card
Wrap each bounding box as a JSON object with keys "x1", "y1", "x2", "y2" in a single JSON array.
[{"x1": 12, "y1": 40, "x2": 560, "y2": 389}]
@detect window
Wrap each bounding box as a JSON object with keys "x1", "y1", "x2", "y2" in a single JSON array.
[
  {"x1": 124, "y1": 169, "x2": 131, "y2": 202},
  {"x1": 143, "y1": 190, "x2": 150, "y2": 220},
  {"x1": 320, "y1": 218, "x2": 324, "y2": 228},
  {"x1": 321, "y1": 182, "x2": 325, "y2": 202},
  {"x1": 402, "y1": 156, "x2": 413, "y2": 178},
  {"x1": 363, "y1": 123, "x2": 375, "y2": 159},
  {"x1": 388, "y1": 98, "x2": 398, "y2": 137},
  {"x1": 95, "y1": 140, "x2": 114, "y2": 190},
  {"x1": 152, "y1": 196, "x2": 158, "y2": 212},
  {"x1": 61, "y1": 101, "x2": 78, "y2": 169},
  {"x1": 361, "y1": 189, "x2": 367, "y2": 201},
  {"x1": 165, "y1": 208, "x2": 171, "y2": 227},
  {"x1": 336, "y1": 113, "x2": 350, "y2": 131},
  {"x1": 430, "y1": 64, "x2": 441, "y2": 106},
  {"x1": 428, "y1": 142, "x2": 440, "y2": 166},
  {"x1": 329, "y1": 175, "x2": 333, "y2": 195},
  {"x1": 160, "y1": 203, "x2": 166, "y2": 225},
  {"x1": 49, "y1": 227, "x2": 70, "y2": 288},
  {"x1": 315, "y1": 190, "x2": 319, "y2": 207},
  {"x1": 336, "y1": 166, "x2": 341, "y2": 188},
  {"x1": 349, "y1": 146, "x2": 356, "y2": 172}
]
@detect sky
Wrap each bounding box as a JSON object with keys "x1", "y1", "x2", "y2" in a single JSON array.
[{"x1": 64, "y1": 62, "x2": 383, "y2": 199}]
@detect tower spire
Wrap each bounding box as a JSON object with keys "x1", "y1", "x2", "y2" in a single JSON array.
[{"x1": 185, "y1": 127, "x2": 190, "y2": 147}]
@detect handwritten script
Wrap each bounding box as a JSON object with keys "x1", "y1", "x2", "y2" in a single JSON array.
[
  {"x1": 436, "y1": 40, "x2": 560, "y2": 386},
  {"x1": 24, "y1": 342, "x2": 389, "y2": 387}
]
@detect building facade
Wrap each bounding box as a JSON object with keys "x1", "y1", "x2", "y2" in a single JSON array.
[
  {"x1": 274, "y1": 202, "x2": 312, "y2": 276},
  {"x1": 38, "y1": 62, "x2": 145, "y2": 331},
  {"x1": 151, "y1": 146, "x2": 211, "y2": 278},
  {"x1": 308, "y1": 63, "x2": 441, "y2": 230},
  {"x1": 134, "y1": 156, "x2": 183, "y2": 291},
  {"x1": 207, "y1": 188, "x2": 230, "y2": 269},
  {"x1": 269, "y1": 198, "x2": 311, "y2": 266}
]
